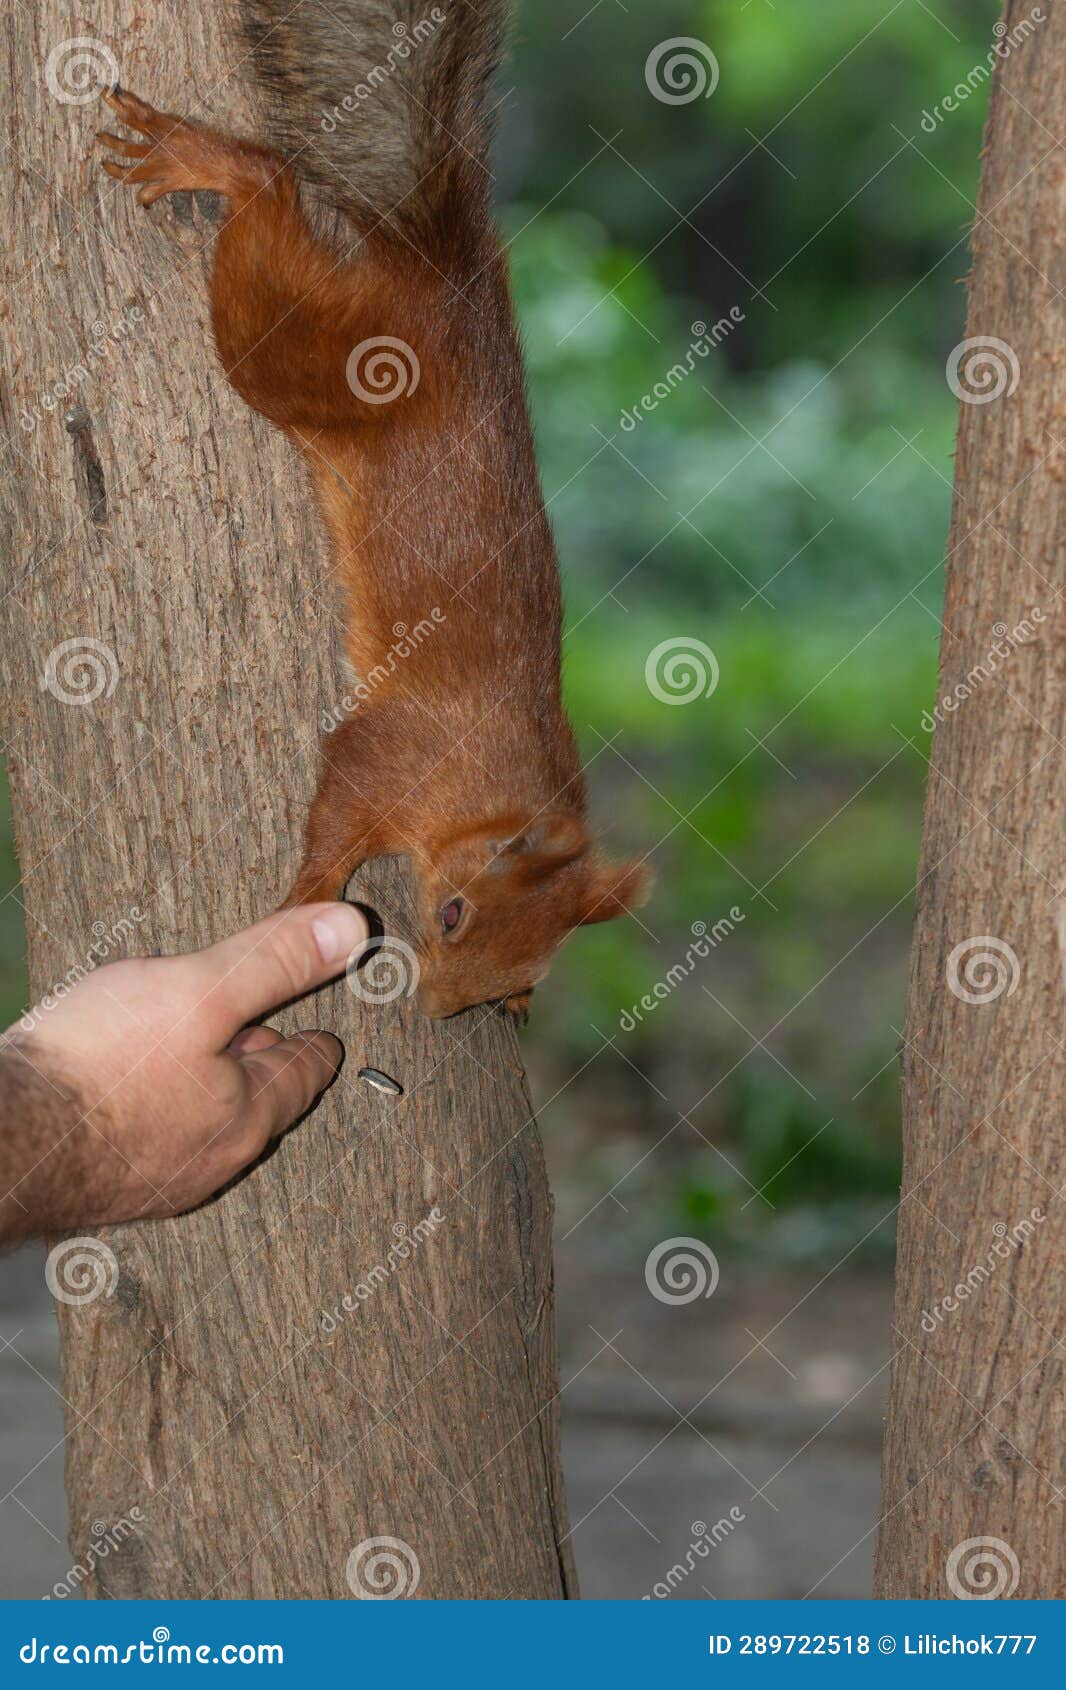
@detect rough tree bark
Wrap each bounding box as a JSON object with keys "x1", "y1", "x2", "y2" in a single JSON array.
[
  {"x1": 0, "y1": 0, "x2": 576, "y2": 1598},
  {"x1": 874, "y1": 0, "x2": 1064, "y2": 1599}
]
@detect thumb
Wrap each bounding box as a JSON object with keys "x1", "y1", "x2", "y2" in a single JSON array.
[{"x1": 186, "y1": 904, "x2": 369, "y2": 1044}]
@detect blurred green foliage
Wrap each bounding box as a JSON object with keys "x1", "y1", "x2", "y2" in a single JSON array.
[
  {"x1": 498, "y1": 0, "x2": 999, "y2": 1259},
  {"x1": 0, "y1": 0, "x2": 1002, "y2": 1260}
]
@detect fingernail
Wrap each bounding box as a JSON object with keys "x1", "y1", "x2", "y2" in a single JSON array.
[{"x1": 310, "y1": 904, "x2": 368, "y2": 965}]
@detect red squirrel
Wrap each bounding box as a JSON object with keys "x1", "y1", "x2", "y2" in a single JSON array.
[{"x1": 96, "y1": 0, "x2": 649, "y2": 1019}]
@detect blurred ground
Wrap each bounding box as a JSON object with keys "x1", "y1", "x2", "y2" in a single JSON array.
[
  {"x1": 556, "y1": 1249, "x2": 889, "y2": 1599},
  {"x1": 0, "y1": 1244, "x2": 888, "y2": 1599},
  {"x1": 0, "y1": 1246, "x2": 69, "y2": 1598}
]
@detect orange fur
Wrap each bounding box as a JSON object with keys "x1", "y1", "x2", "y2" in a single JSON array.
[{"x1": 97, "y1": 89, "x2": 650, "y2": 1017}]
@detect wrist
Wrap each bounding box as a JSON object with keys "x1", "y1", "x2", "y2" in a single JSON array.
[{"x1": 0, "y1": 1035, "x2": 117, "y2": 1244}]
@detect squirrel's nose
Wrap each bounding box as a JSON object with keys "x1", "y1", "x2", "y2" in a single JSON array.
[{"x1": 416, "y1": 982, "x2": 462, "y2": 1020}]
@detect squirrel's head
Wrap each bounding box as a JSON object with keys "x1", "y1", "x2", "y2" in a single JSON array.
[{"x1": 414, "y1": 812, "x2": 650, "y2": 1019}]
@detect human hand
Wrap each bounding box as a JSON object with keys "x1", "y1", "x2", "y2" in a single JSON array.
[{"x1": 0, "y1": 902, "x2": 368, "y2": 1239}]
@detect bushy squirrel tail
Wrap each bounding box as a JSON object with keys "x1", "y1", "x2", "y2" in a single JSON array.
[{"x1": 238, "y1": 0, "x2": 509, "y2": 242}]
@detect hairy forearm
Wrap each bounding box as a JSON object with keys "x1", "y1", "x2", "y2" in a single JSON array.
[
  {"x1": 0, "y1": 908, "x2": 362, "y2": 1243},
  {"x1": 0, "y1": 1036, "x2": 117, "y2": 1245}
]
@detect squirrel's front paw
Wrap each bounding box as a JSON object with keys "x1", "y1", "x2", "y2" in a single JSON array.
[{"x1": 501, "y1": 990, "x2": 533, "y2": 1025}]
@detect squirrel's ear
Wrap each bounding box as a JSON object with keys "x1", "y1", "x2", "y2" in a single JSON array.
[
  {"x1": 577, "y1": 858, "x2": 652, "y2": 925},
  {"x1": 486, "y1": 813, "x2": 588, "y2": 870}
]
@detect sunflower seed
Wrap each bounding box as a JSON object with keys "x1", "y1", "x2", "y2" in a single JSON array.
[{"x1": 358, "y1": 1066, "x2": 403, "y2": 1096}]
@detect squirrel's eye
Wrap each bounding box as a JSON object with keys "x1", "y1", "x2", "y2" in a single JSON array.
[{"x1": 440, "y1": 898, "x2": 464, "y2": 933}]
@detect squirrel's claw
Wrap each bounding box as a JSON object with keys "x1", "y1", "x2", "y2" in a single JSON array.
[
  {"x1": 501, "y1": 991, "x2": 533, "y2": 1025},
  {"x1": 101, "y1": 88, "x2": 174, "y2": 138}
]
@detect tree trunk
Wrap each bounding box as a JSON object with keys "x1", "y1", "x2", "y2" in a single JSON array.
[
  {"x1": 874, "y1": 0, "x2": 1065, "y2": 1600},
  {"x1": 0, "y1": 0, "x2": 575, "y2": 1600}
]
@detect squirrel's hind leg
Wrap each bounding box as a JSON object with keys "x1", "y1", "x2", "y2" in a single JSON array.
[{"x1": 97, "y1": 90, "x2": 279, "y2": 206}]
